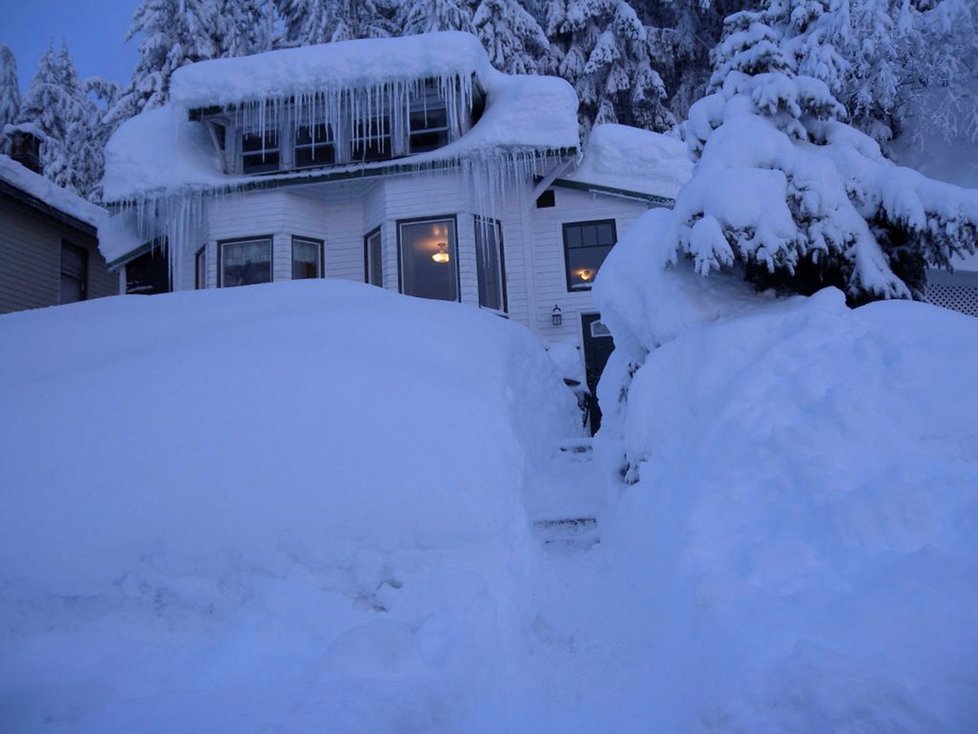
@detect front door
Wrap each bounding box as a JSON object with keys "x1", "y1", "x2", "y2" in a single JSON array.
[{"x1": 581, "y1": 313, "x2": 615, "y2": 434}]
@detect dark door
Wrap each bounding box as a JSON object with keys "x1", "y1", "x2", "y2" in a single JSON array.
[{"x1": 581, "y1": 313, "x2": 615, "y2": 434}]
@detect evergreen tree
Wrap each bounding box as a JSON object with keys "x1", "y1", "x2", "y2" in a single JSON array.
[
  {"x1": 673, "y1": 9, "x2": 978, "y2": 303},
  {"x1": 473, "y1": 0, "x2": 552, "y2": 74},
  {"x1": 108, "y1": 0, "x2": 221, "y2": 125},
  {"x1": 395, "y1": 0, "x2": 475, "y2": 35},
  {"x1": 276, "y1": 0, "x2": 397, "y2": 44},
  {"x1": 0, "y1": 44, "x2": 20, "y2": 154},
  {"x1": 217, "y1": 0, "x2": 275, "y2": 55}
]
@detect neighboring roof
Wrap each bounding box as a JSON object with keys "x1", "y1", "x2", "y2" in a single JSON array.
[
  {"x1": 102, "y1": 32, "x2": 579, "y2": 204},
  {"x1": 0, "y1": 154, "x2": 105, "y2": 231},
  {"x1": 562, "y1": 124, "x2": 692, "y2": 205}
]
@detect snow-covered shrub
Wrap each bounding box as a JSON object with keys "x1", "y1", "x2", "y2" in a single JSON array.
[{"x1": 676, "y1": 15, "x2": 978, "y2": 302}]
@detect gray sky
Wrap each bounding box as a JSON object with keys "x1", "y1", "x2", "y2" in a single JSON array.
[{"x1": 2, "y1": 0, "x2": 139, "y2": 91}]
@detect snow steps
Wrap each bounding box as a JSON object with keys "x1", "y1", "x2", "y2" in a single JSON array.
[{"x1": 532, "y1": 517, "x2": 599, "y2": 552}]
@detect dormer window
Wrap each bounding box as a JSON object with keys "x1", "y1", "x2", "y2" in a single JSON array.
[
  {"x1": 242, "y1": 129, "x2": 280, "y2": 174},
  {"x1": 295, "y1": 123, "x2": 335, "y2": 168}
]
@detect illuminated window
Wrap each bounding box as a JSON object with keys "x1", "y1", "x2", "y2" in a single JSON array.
[
  {"x1": 398, "y1": 217, "x2": 458, "y2": 302},
  {"x1": 563, "y1": 220, "x2": 617, "y2": 291}
]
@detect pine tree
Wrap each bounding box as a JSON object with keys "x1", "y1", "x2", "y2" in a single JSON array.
[
  {"x1": 672, "y1": 9, "x2": 978, "y2": 303},
  {"x1": 0, "y1": 44, "x2": 20, "y2": 154},
  {"x1": 547, "y1": 0, "x2": 672, "y2": 134},
  {"x1": 107, "y1": 0, "x2": 221, "y2": 125},
  {"x1": 473, "y1": 0, "x2": 552, "y2": 74},
  {"x1": 395, "y1": 0, "x2": 475, "y2": 35},
  {"x1": 217, "y1": 0, "x2": 275, "y2": 56},
  {"x1": 276, "y1": 0, "x2": 397, "y2": 44}
]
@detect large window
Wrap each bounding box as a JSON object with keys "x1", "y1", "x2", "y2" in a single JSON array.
[
  {"x1": 563, "y1": 219, "x2": 617, "y2": 291},
  {"x1": 398, "y1": 217, "x2": 458, "y2": 302},
  {"x1": 220, "y1": 237, "x2": 273, "y2": 287},
  {"x1": 59, "y1": 241, "x2": 87, "y2": 304},
  {"x1": 292, "y1": 237, "x2": 324, "y2": 279},
  {"x1": 475, "y1": 217, "x2": 506, "y2": 312},
  {"x1": 364, "y1": 228, "x2": 383, "y2": 287}
]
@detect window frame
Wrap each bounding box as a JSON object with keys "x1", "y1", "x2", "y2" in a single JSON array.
[
  {"x1": 474, "y1": 216, "x2": 507, "y2": 314},
  {"x1": 408, "y1": 85, "x2": 451, "y2": 154},
  {"x1": 364, "y1": 227, "x2": 383, "y2": 287},
  {"x1": 396, "y1": 214, "x2": 460, "y2": 303},
  {"x1": 59, "y1": 240, "x2": 88, "y2": 304},
  {"x1": 293, "y1": 121, "x2": 336, "y2": 170},
  {"x1": 562, "y1": 219, "x2": 618, "y2": 292},
  {"x1": 195, "y1": 245, "x2": 207, "y2": 290},
  {"x1": 217, "y1": 235, "x2": 274, "y2": 288},
  {"x1": 291, "y1": 236, "x2": 325, "y2": 280}
]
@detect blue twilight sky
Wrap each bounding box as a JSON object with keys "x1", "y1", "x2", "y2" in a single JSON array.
[{"x1": 2, "y1": 1, "x2": 139, "y2": 92}]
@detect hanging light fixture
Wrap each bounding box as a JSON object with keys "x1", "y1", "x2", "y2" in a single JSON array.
[
  {"x1": 552, "y1": 304, "x2": 562, "y2": 326},
  {"x1": 432, "y1": 241, "x2": 450, "y2": 264},
  {"x1": 577, "y1": 268, "x2": 595, "y2": 282}
]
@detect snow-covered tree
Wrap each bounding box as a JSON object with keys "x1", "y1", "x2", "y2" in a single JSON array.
[
  {"x1": 473, "y1": 0, "x2": 552, "y2": 74},
  {"x1": 547, "y1": 0, "x2": 672, "y2": 134},
  {"x1": 674, "y1": 13, "x2": 978, "y2": 303},
  {"x1": 276, "y1": 0, "x2": 397, "y2": 45},
  {"x1": 108, "y1": 0, "x2": 221, "y2": 125},
  {"x1": 395, "y1": 0, "x2": 475, "y2": 35},
  {"x1": 0, "y1": 44, "x2": 20, "y2": 154},
  {"x1": 14, "y1": 44, "x2": 102, "y2": 198},
  {"x1": 217, "y1": 0, "x2": 275, "y2": 55}
]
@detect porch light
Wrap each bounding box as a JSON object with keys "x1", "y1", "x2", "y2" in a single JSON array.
[
  {"x1": 552, "y1": 304, "x2": 562, "y2": 327},
  {"x1": 432, "y1": 242, "x2": 450, "y2": 264}
]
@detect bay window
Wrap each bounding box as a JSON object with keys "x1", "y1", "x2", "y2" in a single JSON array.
[
  {"x1": 292, "y1": 237, "x2": 324, "y2": 279},
  {"x1": 219, "y1": 237, "x2": 273, "y2": 287},
  {"x1": 398, "y1": 217, "x2": 458, "y2": 302},
  {"x1": 475, "y1": 217, "x2": 506, "y2": 312}
]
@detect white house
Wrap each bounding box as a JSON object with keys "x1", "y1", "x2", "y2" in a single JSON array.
[{"x1": 98, "y1": 31, "x2": 690, "y2": 427}]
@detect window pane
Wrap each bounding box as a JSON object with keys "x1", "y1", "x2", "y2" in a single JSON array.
[
  {"x1": 476, "y1": 219, "x2": 504, "y2": 311},
  {"x1": 366, "y1": 231, "x2": 383, "y2": 287},
  {"x1": 563, "y1": 220, "x2": 616, "y2": 291},
  {"x1": 597, "y1": 222, "x2": 616, "y2": 245},
  {"x1": 567, "y1": 245, "x2": 611, "y2": 289},
  {"x1": 222, "y1": 240, "x2": 272, "y2": 287},
  {"x1": 565, "y1": 226, "x2": 582, "y2": 249},
  {"x1": 399, "y1": 219, "x2": 457, "y2": 301},
  {"x1": 295, "y1": 145, "x2": 335, "y2": 168},
  {"x1": 582, "y1": 224, "x2": 598, "y2": 247},
  {"x1": 195, "y1": 247, "x2": 206, "y2": 289},
  {"x1": 242, "y1": 130, "x2": 280, "y2": 173},
  {"x1": 352, "y1": 116, "x2": 392, "y2": 162},
  {"x1": 292, "y1": 239, "x2": 321, "y2": 280}
]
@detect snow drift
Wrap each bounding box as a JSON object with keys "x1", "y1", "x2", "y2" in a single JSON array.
[
  {"x1": 0, "y1": 281, "x2": 579, "y2": 732},
  {"x1": 592, "y1": 216, "x2": 978, "y2": 731}
]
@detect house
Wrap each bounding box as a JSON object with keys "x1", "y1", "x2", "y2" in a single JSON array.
[
  {"x1": 0, "y1": 146, "x2": 115, "y2": 315},
  {"x1": 98, "y1": 31, "x2": 690, "y2": 428}
]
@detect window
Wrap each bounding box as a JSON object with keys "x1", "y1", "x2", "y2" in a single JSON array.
[
  {"x1": 408, "y1": 85, "x2": 450, "y2": 154},
  {"x1": 195, "y1": 245, "x2": 207, "y2": 289},
  {"x1": 351, "y1": 115, "x2": 392, "y2": 162},
  {"x1": 364, "y1": 228, "x2": 383, "y2": 287},
  {"x1": 241, "y1": 129, "x2": 280, "y2": 174},
  {"x1": 563, "y1": 219, "x2": 617, "y2": 291},
  {"x1": 475, "y1": 217, "x2": 506, "y2": 312},
  {"x1": 220, "y1": 237, "x2": 273, "y2": 287},
  {"x1": 536, "y1": 189, "x2": 556, "y2": 208},
  {"x1": 295, "y1": 123, "x2": 335, "y2": 169},
  {"x1": 398, "y1": 217, "x2": 458, "y2": 302},
  {"x1": 59, "y1": 242, "x2": 87, "y2": 304},
  {"x1": 292, "y1": 237, "x2": 323, "y2": 279}
]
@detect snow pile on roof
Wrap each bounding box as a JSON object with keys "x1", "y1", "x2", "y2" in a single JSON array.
[
  {"x1": 171, "y1": 32, "x2": 489, "y2": 110},
  {"x1": 102, "y1": 32, "x2": 579, "y2": 204},
  {"x1": 0, "y1": 154, "x2": 104, "y2": 228},
  {"x1": 590, "y1": 216, "x2": 978, "y2": 730},
  {"x1": 566, "y1": 124, "x2": 692, "y2": 201},
  {"x1": 0, "y1": 280, "x2": 580, "y2": 731}
]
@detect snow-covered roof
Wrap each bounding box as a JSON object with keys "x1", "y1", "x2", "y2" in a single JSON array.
[
  {"x1": 564, "y1": 124, "x2": 692, "y2": 203},
  {"x1": 0, "y1": 154, "x2": 105, "y2": 228},
  {"x1": 102, "y1": 32, "x2": 579, "y2": 204},
  {"x1": 171, "y1": 32, "x2": 490, "y2": 111}
]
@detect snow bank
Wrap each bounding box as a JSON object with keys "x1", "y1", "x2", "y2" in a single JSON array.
[
  {"x1": 0, "y1": 154, "x2": 104, "y2": 227},
  {"x1": 592, "y1": 216, "x2": 978, "y2": 729},
  {"x1": 0, "y1": 281, "x2": 579, "y2": 732},
  {"x1": 566, "y1": 124, "x2": 691, "y2": 201}
]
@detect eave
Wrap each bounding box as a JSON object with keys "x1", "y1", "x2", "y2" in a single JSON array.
[
  {"x1": 549, "y1": 177, "x2": 675, "y2": 208},
  {"x1": 0, "y1": 179, "x2": 99, "y2": 236}
]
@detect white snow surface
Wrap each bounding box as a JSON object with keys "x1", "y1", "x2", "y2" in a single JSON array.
[
  {"x1": 566, "y1": 124, "x2": 691, "y2": 200},
  {"x1": 0, "y1": 154, "x2": 104, "y2": 228},
  {"x1": 592, "y1": 214, "x2": 978, "y2": 730},
  {"x1": 0, "y1": 281, "x2": 581, "y2": 733}
]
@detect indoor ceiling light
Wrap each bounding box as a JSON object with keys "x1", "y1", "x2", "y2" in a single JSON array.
[{"x1": 432, "y1": 242, "x2": 450, "y2": 264}]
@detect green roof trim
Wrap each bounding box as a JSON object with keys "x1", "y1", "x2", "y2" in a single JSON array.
[{"x1": 550, "y1": 177, "x2": 675, "y2": 207}]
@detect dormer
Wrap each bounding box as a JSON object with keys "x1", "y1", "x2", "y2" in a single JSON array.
[{"x1": 189, "y1": 76, "x2": 485, "y2": 176}]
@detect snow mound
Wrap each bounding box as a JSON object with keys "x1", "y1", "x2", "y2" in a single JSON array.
[
  {"x1": 0, "y1": 281, "x2": 580, "y2": 732},
  {"x1": 566, "y1": 123, "x2": 691, "y2": 200},
  {"x1": 593, "y1": 220, "x2": 978, "y2": 729}
]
